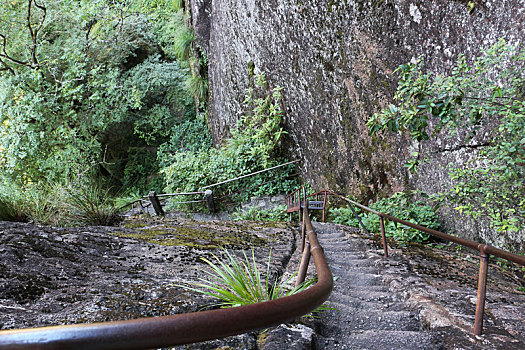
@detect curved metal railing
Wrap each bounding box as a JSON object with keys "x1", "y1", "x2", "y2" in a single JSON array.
[
  {"x1": 286, "y1": 187, "x2": 525, "y2": 336},
  {"x1": 0, "y1": 205, "x2": 332, "y2": 349}
]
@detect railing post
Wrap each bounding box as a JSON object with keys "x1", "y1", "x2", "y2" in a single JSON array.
[
  {"x1": 148, "y1": 191, "x2": 165, "y2": 216},
  {"x1": 379, "y1": 216, "x2": 388, "y2": 258},
  {"x1": 205, "y1": 189, "x2": 215, "y2": 213},
  {"x1": 474, "y1": 245, "x2": 489, "y2": 335},
  {"x1": 298, "y1": 190, "x2": 303, "y2": 224},
  {"x1": 322, "y1": 191, "x2": 327, "y2": 222},
  {"x1": 296, "y1": 203, "x2": 311, "y2": 287},
  {"x1": 301, "y1": 202, "x2": 307, "y2": 253}
]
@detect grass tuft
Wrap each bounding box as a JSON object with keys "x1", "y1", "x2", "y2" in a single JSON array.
[
  {"x1": 173, "y1": 25, "x2": 196, "y2": 61},
  {"x1": 65, "y1": 180, "x2": 122, "y2": 226},
  {"x1": 179, "y1": 249, "x2": 326, "y2": 311},
  {"x1": 0, "y1": 181, "x2": 29, "y2": 222}
]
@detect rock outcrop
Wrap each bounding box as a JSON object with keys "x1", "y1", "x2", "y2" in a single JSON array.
[
  {"x1": 0, "y1": 218, "x2": 295, "y2": 349},
  {"x1": 189, "y1": 0, "x2": 525, "y2": 249}
]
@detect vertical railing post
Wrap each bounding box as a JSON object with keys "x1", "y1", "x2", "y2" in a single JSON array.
[
  {"x1": 148, "y1": 191, "x2": 165, "y2": 216},
  {"x1": 379, "y1": 216, "x2": 388, "y2": 258},
  {"x1": 322, "y1": 191, "x2": 327, "y2": 222},
  {"x1": 205, "y1": 189, "x2": 215, "y2": 213},
  {"x1": 296, "y1": 204, "x2": 311, "y2": 287},
  {"x1": 298, "y1": 197, "x2": 302, "y2": 224},
  {"x1": 301, "y1": 201, "x2": 307, "y2": 253},
  {"x1": 474, "y1": 245, "x2": 489, "y2": 335}
]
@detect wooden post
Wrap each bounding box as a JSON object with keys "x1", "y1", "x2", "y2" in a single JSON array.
[
  {"x1": 474, "y1": 246, "x2": 489, "y2": 335},
  {"x1": 205, "y1": 189, "x2": 215, "y2": 213},
  {"x1": 148, "y1": 191, "x2": 165, "y2": 216}
]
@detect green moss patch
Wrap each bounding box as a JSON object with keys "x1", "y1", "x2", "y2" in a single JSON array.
[{"x1": 114, "y1": 219, "x2": 290, "y2": 250}]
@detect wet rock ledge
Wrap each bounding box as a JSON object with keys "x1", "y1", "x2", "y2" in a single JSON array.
[{"x1": 0, "y1": 217, "x2": 296, "y2": 345}]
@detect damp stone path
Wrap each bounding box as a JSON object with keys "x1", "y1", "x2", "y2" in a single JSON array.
[
  {"x1": 262, "y1": 222, "x2": 525, "y2": 350},
  {"x1": 311, "y1": 223, "x2": 444, "y2": 349}
]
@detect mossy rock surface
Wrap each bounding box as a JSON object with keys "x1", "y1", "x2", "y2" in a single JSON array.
[
  {"x1": 118, "y1": 217, "x2": 290, "y2": 250},
  {"x1": 0, "y1": 217, "x2": 297, "y2": 349}
]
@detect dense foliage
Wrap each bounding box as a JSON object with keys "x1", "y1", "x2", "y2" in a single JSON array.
[
  {"x1": 330, "y1": 192, "x2": 440, "y2": 243},
  {"x1": 0, "y1": 1, "x2": 294, "y2": 224},
  {"x1": 367, "y1": 40, "x2": 525, "y2": 236},
  {"x1": 0, "y1": 0, "x2": 194, "y2": 187},
  {"x1": 162, "y1": 74, "x2": 297, "y2": 204},
  {"x1": 232, "y1": 205, "x2": 288, "y2": 222}
]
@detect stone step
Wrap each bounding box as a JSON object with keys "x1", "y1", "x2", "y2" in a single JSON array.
[
  {"x1": 303, "y1": 224, "x2": 446, "y2": 349},
  {"x1": 324, "y1": 251, "x2": 368, "y2": 260},
  {"x1": 331, "y1": 284, "x2": 389, "y2": 294},
  {"x1": 329, "y1": 289, "x2": 400, "y2": 303},
  {"x1": 327, "y1": 291, "x2": 403, "y2": 311},
  {"x1": 317, "y1": 306, "x2": 420, "y2": 332},
  {"x1": 330, "y1": 266, "x2": 380, "y2": 277},
  {"x1": 326, "y1": 256, "x2": 378, "y2": 270},
  {"x1": 317, "y1": 236, "x2": 348, "y2": 243},
  {"x1": 314, "y1": 330, "x2": 444, "y2": 350},
  {"x1": 331, "y1": 272, "x2": 384, "y2": 286}
]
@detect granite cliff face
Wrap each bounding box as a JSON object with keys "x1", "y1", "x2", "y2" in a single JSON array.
[{"x1": 189, "y1": 0, "x2": 524, "y2": 249}]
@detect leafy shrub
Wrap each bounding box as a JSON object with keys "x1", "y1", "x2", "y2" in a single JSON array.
[
  {"x1": 121, "y1": 147, "x2": 164, "y2": 193},
  {"x1": 330, "y1": 192, "x2": 440, "y2": 243},
  {"x1": 0, "y1": 1, "x2": 198, "y2": 198},
  {"x1": 157, "y1": 117, "x2": 212, "y2": 160},
  {"x1": 162, "y1": 74, "x2": 297, "y2": 204},
  {"x1": 367, "y1": 40, "x2": 524, "y2": 235},
  {"x1": 232, "y1": 205, "x2": 288, "y2": 222}
]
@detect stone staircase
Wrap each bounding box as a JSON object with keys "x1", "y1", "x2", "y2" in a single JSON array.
[
  {"x1": 262, "y1": 221, "x2": 525, "y2": 350},
  {"x1": 311, "y1": 223, "x2": 445, "y2": 350}
]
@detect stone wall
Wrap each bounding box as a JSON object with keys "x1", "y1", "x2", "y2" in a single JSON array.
[{"x1": 189, "y1": 0, "x2": 524, "y2": 249}]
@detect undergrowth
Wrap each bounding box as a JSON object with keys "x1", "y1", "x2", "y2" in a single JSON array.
[
  {"x1": 330, "y1": 191, "x2": 440, "y2": 243},
  {"x1": 0, "y1": 181, "x2": 28, "y2": 222},
  {"x1": 162, "y1": 74, "x2": 297, "y2": 206},
  {"x1": 0, "y1": 176, "x2": 122, "y2": 227},
  {"x1": 232, "y1": 205, "x2": 288, "y2": 222},
  {"x1": 178, "y1": 249, "x2": 334, "y2": 317}
]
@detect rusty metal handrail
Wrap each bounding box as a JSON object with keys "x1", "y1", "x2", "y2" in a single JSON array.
[
  {"x1": 297, "y1": 188, "x2": 525, "y2": 336},
  {"x1": 0, "y1": 206, "x2": 332, "y2": 349}
]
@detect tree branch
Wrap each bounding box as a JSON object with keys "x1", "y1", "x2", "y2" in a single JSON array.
[
  {"x1": 0, "y1": 33, "x2": 31, "y2": 67},
  {"x1": 0, "y1": 57, "x2": 15, "y2": 75},
  {"x1": 27, "y1": 0, "x2": 46, "y2": 68},
  {"x1": 85, "y1": 18, "x2": 95, "y2": 51}
]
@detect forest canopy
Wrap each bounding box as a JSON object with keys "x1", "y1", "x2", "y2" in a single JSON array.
[
  {"x1": 0, "y1": 1, "x2": 295, "y2": 225},
  {"x1": 0, "y1": 0, "x2": 197, "y2": 188}
]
